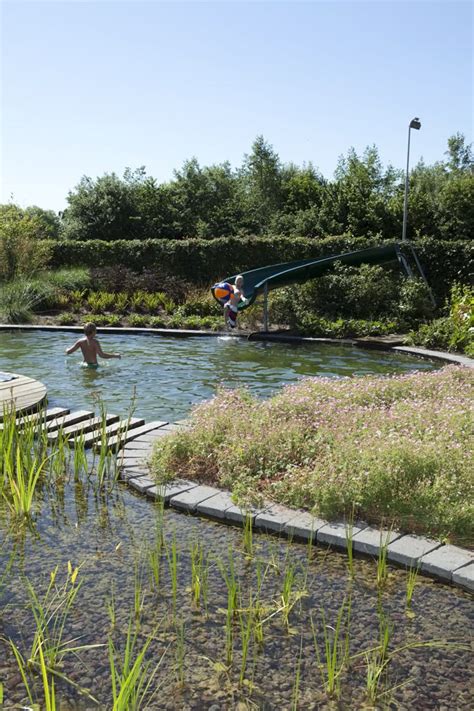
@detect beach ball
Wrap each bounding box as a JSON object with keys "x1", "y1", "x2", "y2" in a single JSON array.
[{"x1": 213, "y1": 282, "x2": 233, "y2": 304}]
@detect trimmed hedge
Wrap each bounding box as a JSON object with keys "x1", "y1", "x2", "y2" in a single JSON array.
[{"x1": 46, "y1": 235, "x2": 473, "y2": 303}]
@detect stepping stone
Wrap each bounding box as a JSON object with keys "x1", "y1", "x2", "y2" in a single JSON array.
[
  {"x1": 317, "y1": 520, "x2": 367, "y2": 550},
  {"x1": 453, "y1": 562, "x2": 474, "y2": 592},
  {"x1": 197, "y1": 491, "x2": 235, "y2": 519},
  {"x1": 84, "y1": 417, "x2": 145, "y2": 448},
  {"x1": 170, "y1": 485, "x2": 222, "y2": 513},
  {"x1": 120, "y1": 467, "x2": 150, "y2": 481},
  {"x1": 284, "y1": 512, "x2": 327, "y2": 542},
  {"x1": 352, "y1": 527, "x2": 402, "y2": 556},
  {"x1": 128, "y1": 476, "x2": 156, "y2": 494},
  {"x1": 104, "y1": 421, "x2": 168, "y2": 451},
  {"x1": 147, "y1": 480, "x2": 198, "y2": 503},
  {"x1": 225, "y1": 503, "x2": 266, "y2": 525},
  {"x1": 118, "y1": 454, "x2": 150, "y2": 466},
  {"x1": 387, "y1": 534, "x2": 442, "y2": 568},
  {"x1": 49, "y1": 413, "x2": 119, "y2": 442},
  {"x1": 131, "y1": 424, "x2": 176, "y2": 441},
  {"x1": 420, "y1": 545, "x2": 474, "y2": 582},
  {"x1": 255, "y1": 503, "x2": 307, "y2": 534},
  {"x1": 1, "y1": 406, "x2": 70, "y2": 431},
  {"x1": 120, "y1": 441, "x2": 155, "y2": 452},
  {"x1": 45, "y1": 410, "x2": 95, "y2": 433}
]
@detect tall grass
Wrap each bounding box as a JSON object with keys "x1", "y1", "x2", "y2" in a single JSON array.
[{"x1": 108, "y1": 616, "x2": 168, "y2": 710}]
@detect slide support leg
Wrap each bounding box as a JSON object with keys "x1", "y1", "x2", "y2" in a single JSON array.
[{"x1": 263, "y1": 282, "x2": 269, "y2": 332}]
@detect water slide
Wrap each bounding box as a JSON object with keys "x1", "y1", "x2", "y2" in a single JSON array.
[{"x1": 212, "y1": 243, "x2": 410, "y2": 311}]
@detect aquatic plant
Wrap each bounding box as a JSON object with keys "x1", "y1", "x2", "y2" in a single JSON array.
[
  {"x1": 3, "y1": 445, "x2": 48, "y2": 518},
  {"x1": 190, "y1": 540, "x2": 210, "y2": 610},
  {"x1": 406, "y1": 563, "x2": 420, "y2": 611},
  {"x1": 242, "y1": 511, "x2": 254, "y2": 558},
  {"x1": 311, "y1": 595, "x2": 352, "y2": 699},
  {"x1": 108, "y1": 615, "x2": 168, "y2": 710}
]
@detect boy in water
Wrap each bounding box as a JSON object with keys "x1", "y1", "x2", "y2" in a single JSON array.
[
  {"x1": 224, "y1": 275, "x2": 248, "y2": 329},
  {"x1": 65, "y1": 322, "x2": 121, "y2": 367}
]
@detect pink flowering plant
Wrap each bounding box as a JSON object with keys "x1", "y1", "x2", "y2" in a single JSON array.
[{"x1": 151, "y1": 366, "x2": 473, "y2": 545}]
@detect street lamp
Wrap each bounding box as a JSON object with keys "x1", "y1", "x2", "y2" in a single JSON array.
[{"x1": 402, "y1": 117, "x2": 421, "y2": 241}]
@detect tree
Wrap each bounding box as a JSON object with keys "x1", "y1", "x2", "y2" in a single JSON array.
[
  {"x1": 0, "y1": 204, "x2": 51, "y2": 280},
  {"x1": 240, "y1": 135, "x2": 283, "y2": 232},
  {"x1": 63, "y1": 172, "x2": 140, "y2": 240},
  {"x1": 445, "y1": 133, "x2": 473, "y2": 174}
]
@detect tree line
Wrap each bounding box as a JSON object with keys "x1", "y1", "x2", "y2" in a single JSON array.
[{"x1": 2, "y1": 133, "x2": 473, "y2": 243}]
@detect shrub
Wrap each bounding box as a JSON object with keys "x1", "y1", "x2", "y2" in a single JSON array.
[
  {"x1": 89, "y1": 265, "x2": 192, "y2": 302},
  {"x1": 87, "y1": 291, "x2": 117, "y2": 313},
  {"x1": 127, "y1": 314, "x2": 149, "y2": 327},
  {"x1": 148, "y1": 316, "x2": 168, "y2": 328},
  {"x1": 82, "y1": 313, "x2": 122, "y2": 327},
  {"x1": 57, "y1": 312, "x2": 76, "y2": 325},
  {"x1": 0, "y1": 205, "x2": 52, "y2": 280},
  {"x1": 176, "y1": 291, "x2": 221, "y2": 317},
  {"x1": 46, "y1": 236, "x2": 473, "y2": 305},
  {"x1": 0, "y1": 280, "x2": 45, "y2": 323},
  {"x1": 407, "y1": 283, "x2": 474, "y2": 356},
  {"x1": 46, "y1": 267, "x2": 91, "y2": 292}
]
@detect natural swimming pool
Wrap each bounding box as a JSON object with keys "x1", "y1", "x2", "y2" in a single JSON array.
[
  {"x1": 0, "y1": 330, "x2": 438, "y2": 420},
  {"x1": 2, "y1": 330, "x2": 470, "y2": 709}
]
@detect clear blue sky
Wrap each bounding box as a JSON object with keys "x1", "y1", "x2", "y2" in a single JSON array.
[{"x1": 1, "y1": 0, "x2": 472, "y2": 212}]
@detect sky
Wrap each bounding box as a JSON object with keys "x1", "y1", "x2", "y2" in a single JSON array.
[{"x1": 0, "y1": 0, "x2": 472, "y2": 212}]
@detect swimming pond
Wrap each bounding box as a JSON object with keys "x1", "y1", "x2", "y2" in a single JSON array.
[{"x1": 0, "y1": 330, "x2": 439, "y2": 420}]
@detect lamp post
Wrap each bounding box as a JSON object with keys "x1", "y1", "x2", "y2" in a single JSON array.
[{"x1": 402, "y1": 117, "x2": 421, "y2": 242}]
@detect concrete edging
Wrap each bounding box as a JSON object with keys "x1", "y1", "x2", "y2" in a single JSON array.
[{"x1": 118, "y1": 428, "x2": 474, "y2": 594}]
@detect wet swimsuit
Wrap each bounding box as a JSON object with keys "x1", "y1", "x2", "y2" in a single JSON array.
[{"x1": 81, "y1": 362, "x2": 99, "y2": 369}]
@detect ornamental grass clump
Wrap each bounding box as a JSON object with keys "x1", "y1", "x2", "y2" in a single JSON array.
[{"x1": 151, "y1": 366, "x2": 473, "y2": 545}]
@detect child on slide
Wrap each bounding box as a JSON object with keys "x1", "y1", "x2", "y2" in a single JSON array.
[{"x1": 224, "y1": 275, "x2": 248, "y2": 329}]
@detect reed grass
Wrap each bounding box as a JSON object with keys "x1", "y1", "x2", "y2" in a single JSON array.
[
  {"x1": 376, "y1": 532, "x2": 390, "y2": 591},
  {"x1": 3, "y1": 444, "x2": 49, "y2": 518},
  {"x1": 166, "y1": 533, "x2": 179, "y2": 618},
  {"x1": 406, "y1": 564, "x2": 420, "y2": 610},
  {"x1": 311, "y1": 594, "x2": 352, "y2": 699},
  {"x1": 242, "y1": 512, "x2": 254, "y2": 558},
  {"x1": 108, "y1": 615, "x2": 168, "y2": 710}
]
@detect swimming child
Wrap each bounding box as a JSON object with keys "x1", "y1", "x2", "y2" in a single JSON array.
[
  {"x1": 65, "y1": 322, "x2": 121, "y2": 367},
  {"x1": 223, "y1": 275, "x2": 248, "y2": 329}
]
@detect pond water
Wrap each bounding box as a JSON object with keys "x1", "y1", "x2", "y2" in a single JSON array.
[
  {"x1": 0, "y1": 475, "x2": 472, "y2": 709},
  {"x1": 0, "y1": 330, "x2": 438, "y2": 421}
]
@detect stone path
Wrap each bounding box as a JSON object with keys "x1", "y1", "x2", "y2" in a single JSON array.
[{"x1": 119, "y1": 427, "x2": 474, "y2": 593}]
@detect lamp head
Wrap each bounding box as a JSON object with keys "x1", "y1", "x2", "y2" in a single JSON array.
[{"x1": 410, "y1": 117, "x2": 421, "y2": 130}]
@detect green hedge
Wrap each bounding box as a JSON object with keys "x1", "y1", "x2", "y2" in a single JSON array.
[{"x1": 46, "y1": 235, "x2": 473, "y2": 302}]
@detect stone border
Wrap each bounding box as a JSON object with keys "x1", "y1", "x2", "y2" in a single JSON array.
[
  {"x1": 1, "y1": 323, "x2": 473, "y2": 368},
  {"x1": 118, "y1": 426, "x2": 474, "y2": 594}
]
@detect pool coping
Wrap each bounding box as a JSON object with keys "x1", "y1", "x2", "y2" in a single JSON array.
[{"x1": 1, "y1": 323, "x2": 473, "y2": 368}]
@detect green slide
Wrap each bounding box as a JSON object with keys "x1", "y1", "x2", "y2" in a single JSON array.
[{"x1": 212, "y1": 243, "x2": 405, "y2": 311}]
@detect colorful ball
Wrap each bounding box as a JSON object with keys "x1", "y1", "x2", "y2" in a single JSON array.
[{"x1": 213, "y1": 282, "x2": 233, "y2": 304}]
